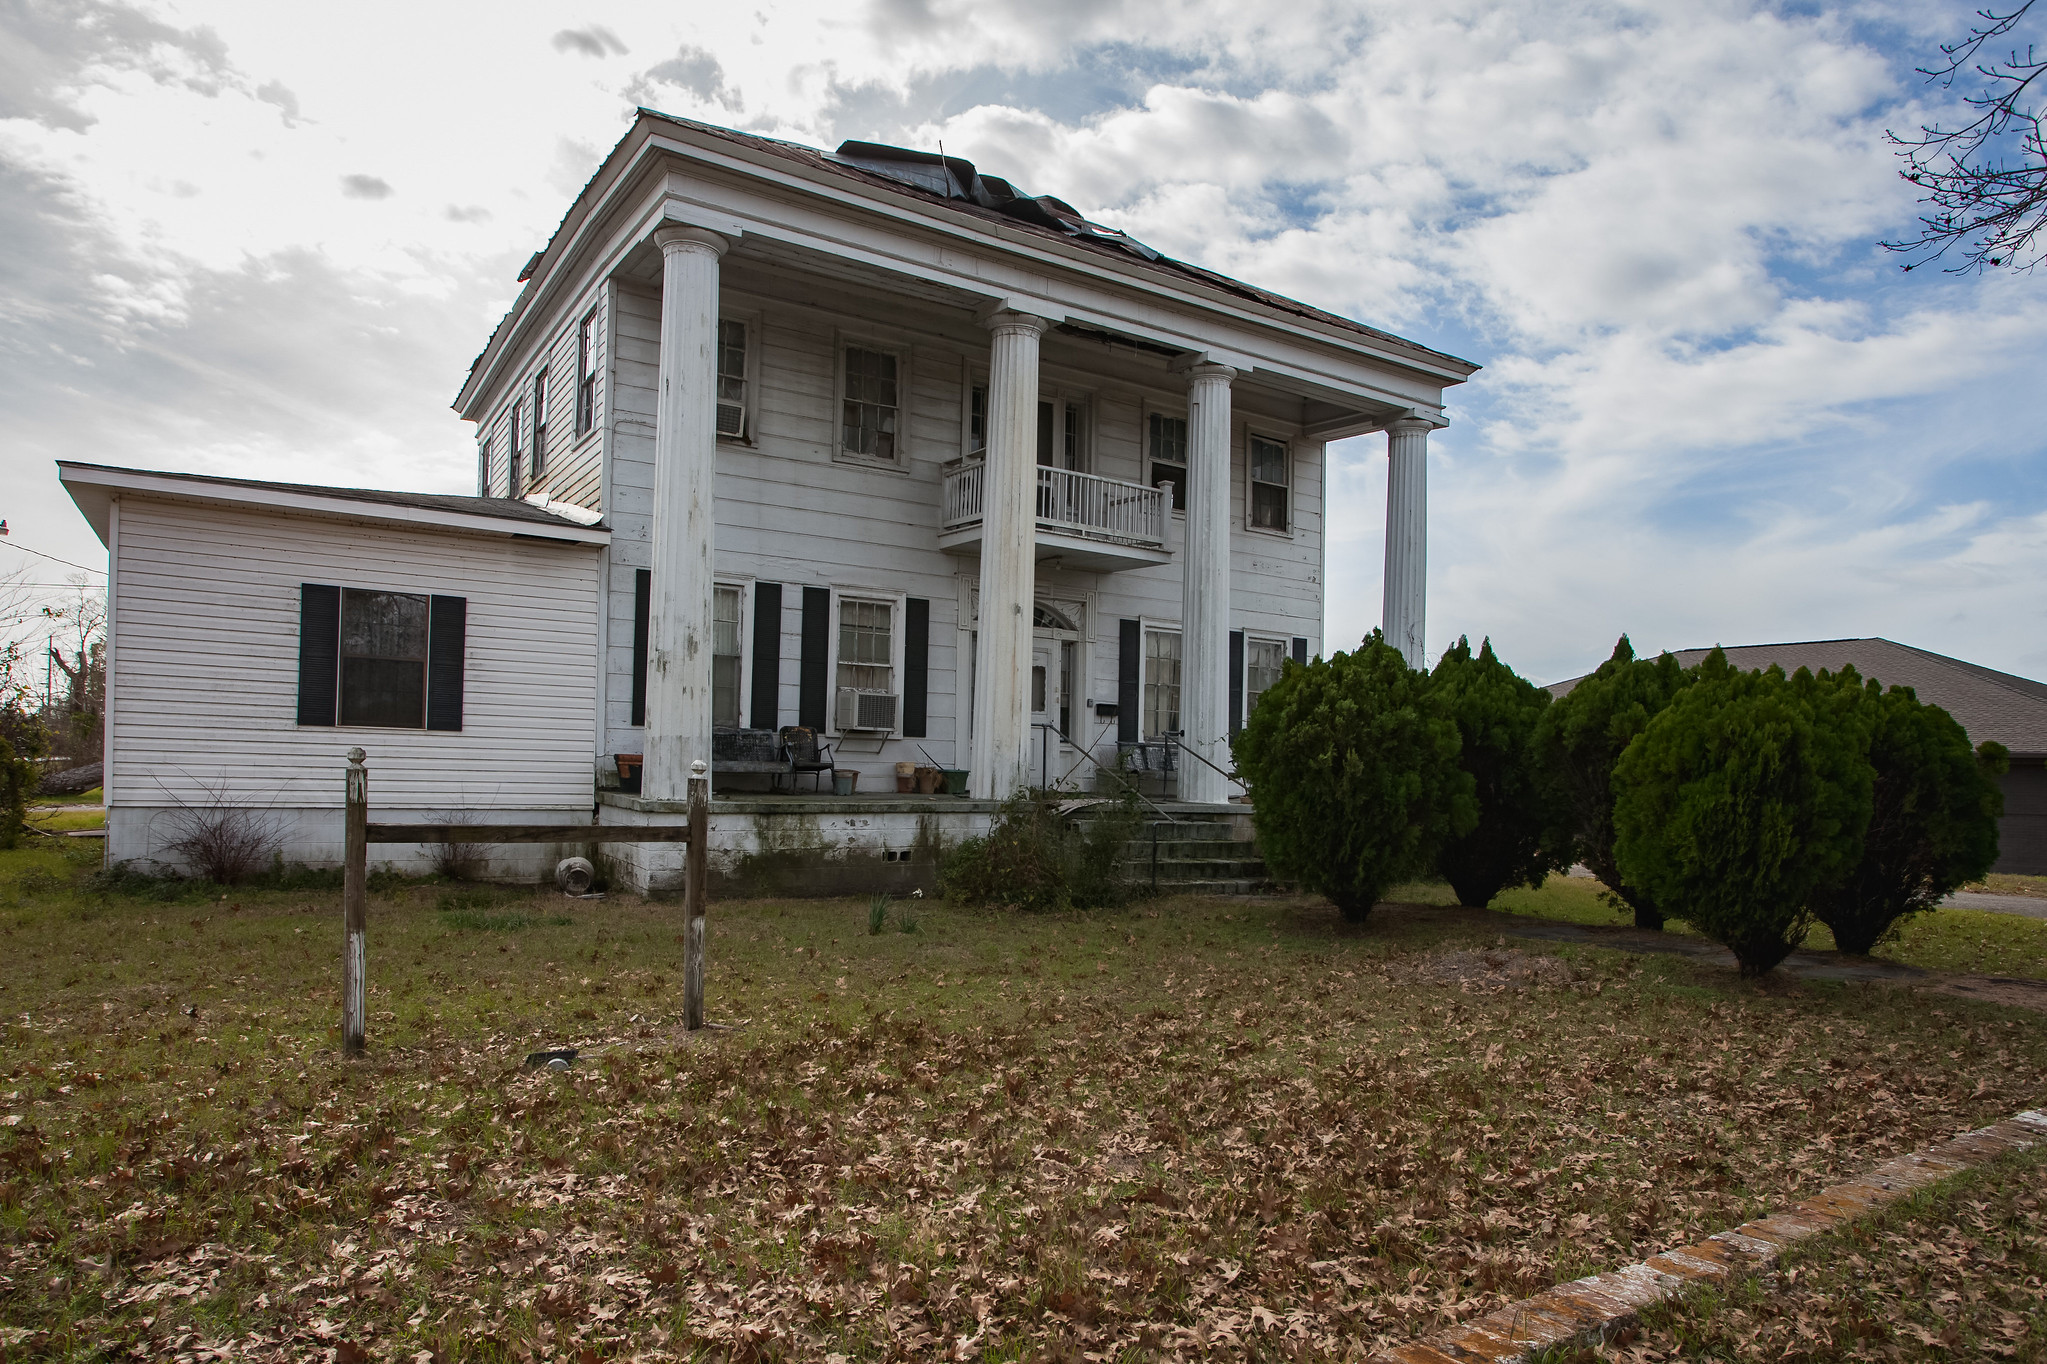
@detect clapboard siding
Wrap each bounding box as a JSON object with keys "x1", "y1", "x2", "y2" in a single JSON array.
[
  {"x1": 477, "y1": 286, "x2": 607, "y2": 513},
  {"x1": 591, "y1": 274, "x2": 1319, "y2": 783},
  {"x1": 110, "y1": 498, "x2": 600, "y2": 810}
]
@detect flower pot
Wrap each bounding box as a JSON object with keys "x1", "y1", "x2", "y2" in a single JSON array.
[
  {"x1": 894, "y1": 761, "x2": 916, "y2": 777},
  {"x1": 915, "y1": 766, "x2": 943, "y2": 795},
  {"x1": 940, "y1": 768, "x2": 970, "y2": 796},
  {"x1": 833, "y1": 770, "x2": 857, "y2": 796},
  {"x1": 896, "y1": 776, "x2": 915, "y2": 793}
]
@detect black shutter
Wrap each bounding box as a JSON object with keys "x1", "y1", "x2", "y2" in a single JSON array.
[
  {"x1": 799, "y1": 586, "x2": 830, "y2": 731},
  {"x1": 903, "y1": 597, "x2": 930, "y2": 738},
  {"x1": 630, "y1": 569, "x2": 651, "y2": 727},
  {"x1": 1292, "y1": 636, "x2": 1308, "y2": 666},
  {"x1": 1117, "y1": 619, "x2": 1140, "y2": 744},
  {"x1": 296, "y1": 584, "x2": 341, "y2": 727},
  {"x1": 749, "y1": 582, "x2": 781, "y2": 731},
  {"x1": 1229, "y1": 630, "x2": 1245, "y2": 737},
  {"x1": 426, "y1": 596, "x2": 467, "y2": 731}
]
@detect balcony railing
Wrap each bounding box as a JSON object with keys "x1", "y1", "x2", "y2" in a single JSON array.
[{"x1": 942, "y1": 462, "x2": 1166, "y2": 550}]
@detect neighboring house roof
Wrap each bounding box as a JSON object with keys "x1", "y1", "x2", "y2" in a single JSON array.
[
  {"x1": 1550, "y1": 638, "x2": 2047, "y2": 758},
  {"x1": 57, "y1": 462, "x2": 610, "y2": 548}
]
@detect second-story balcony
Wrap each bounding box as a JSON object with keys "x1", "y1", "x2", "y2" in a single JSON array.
[{"x1": 940, "y1": 461, "x2": 1171, "y2": 572}]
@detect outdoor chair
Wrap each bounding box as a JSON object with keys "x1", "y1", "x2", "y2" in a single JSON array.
[{"x1": 778, "y1": 725, "x2": 837, "y2": 793}]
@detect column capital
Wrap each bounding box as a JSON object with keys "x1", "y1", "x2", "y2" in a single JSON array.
[
  {"x1": 1385, "y1": 413, "x2": 1440, "y2": 435},
  {"x1": 978, "y1": 307, "x2": 1053, "y2": 338},
  {"x1": 652, "y1": 224, "x2": 729, "y2": 259},
  {"x1": 1183, "y1": 362, "x2": 1238, "y2": 386}
]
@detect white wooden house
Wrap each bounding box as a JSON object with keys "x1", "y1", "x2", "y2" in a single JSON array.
[{"x1": 66, "y1": 111, "x2": 1477, "y2": 892}]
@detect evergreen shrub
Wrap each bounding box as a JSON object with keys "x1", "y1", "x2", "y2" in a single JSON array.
[
  {"x1": 939, "y1": 791, "x2": 1143, "y2": 912},
  {"x1": 1233, "y1": 630, "x2": 1474, "y2": 922},
  {"x1": 1430, "y1": 636, "x2": 1563, "y2": 906}
]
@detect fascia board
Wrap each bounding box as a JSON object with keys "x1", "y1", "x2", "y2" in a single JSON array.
[{"x1": 56, "y1": 465, "x2": 612, "y2": 547}]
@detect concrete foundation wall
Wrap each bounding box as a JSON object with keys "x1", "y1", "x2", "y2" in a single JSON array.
[{"x1": 107, "y1": 805, "x2": 596, "y2": 882}]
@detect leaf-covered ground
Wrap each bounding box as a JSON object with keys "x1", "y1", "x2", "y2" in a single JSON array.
[
  {"x1": 1, "y1": 844, "x2": 2043, "y2": 1361},
  {"x1": 1585, "y1": 1145, "x2": 2047, "y2": 1362}
]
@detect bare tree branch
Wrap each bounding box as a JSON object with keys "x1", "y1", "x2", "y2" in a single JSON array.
[{"x1": 1883, "y1": 0, "x2": 2047, "y2": 272}]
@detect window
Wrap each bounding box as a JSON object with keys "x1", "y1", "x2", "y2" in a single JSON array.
[
  {"x1": 1148, "y1": 412, "x2": 1188, "y2": 511},
  {"x1": 1037, "y1": 400, "x2": 1086, "y2": 470},
  {"x1": 835, "y1": 597, "x2": 897, "y2": 731},
  {"x1": 531, "y1": 371, "x2": 548, "y2": 479},
  {"x1": 1249, "y1": 434, "x2": 1289, "y2": 532},
  {"x1": 841, "y1": 346, "x2": 899, "y2": 462},
  {"x1": 575, "y1": 309, "x2": 597, "y2": 437},
  {"x1": 717, "y1": 319, "x2": 748, "y2": 439},
  {"x1": 477, "y1": 438, "x2": 490, "y2": 496},
  {"x1": 507, "y1": 404, "x2": 523, "y2": 498},
  {"x1": 340, "y1": 589, "x2": 428, "y2": 728},
  {"x1": 1246, "y1": 638, "x2": 1286, "y2": 719},
  {"x1": 712, "y1": 584, "x2": 743, "y2": 728},
  {"x1": 969, "y1": 384, "x2": 986, "y2": 454},
  {"x1": 1144, "y1": 628, "x2": 1181, "y2": 737}
]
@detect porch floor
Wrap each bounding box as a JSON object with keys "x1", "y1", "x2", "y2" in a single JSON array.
[{"x1": 597, "y1": 791, "x2": 1247, "y2": 818}]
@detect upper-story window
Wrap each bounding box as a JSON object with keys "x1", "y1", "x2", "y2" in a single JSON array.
[
  {"x1": 476, "y1": 437, "x2": 490, "y2": 496},
  {"x1": 508, "y1": 403, "x2": 524, "y2": 498},
  {"x1": 968, "y1": 384, "x2": 987, "y2": 456},
  {"x1": 532, "y1": 370, "x2": 549, "y2": 480},
  {"x1": 575, "y1": 309, "x2": 597, "y2": 438},
  {"x1": 717, "y1": 320, "x2": 749, "y2": 440},
  {"x1": 1148, "y1": 412, "x2": 1188, "y2": 511},
  {"x1": 841, "y1": 345, "x2": 900, "y2": 464},
  {"x1": 1037, "y1": 399, "x2": 1086, "y2": 471},
  {"x1": 1249, "y1": 433, "x2": 1290, "y2": 532}
]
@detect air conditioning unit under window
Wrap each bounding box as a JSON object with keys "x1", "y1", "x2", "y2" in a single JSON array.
[
  {"x1": 716, "y1": 400, "x2": 746, "y2": 438},
  {"x1": 835, "y1": 687, "x2": 898, "y2": 732}
]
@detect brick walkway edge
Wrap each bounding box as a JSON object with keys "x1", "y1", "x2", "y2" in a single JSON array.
[{"x1": 1369, "y1": 1108, "x2": 2047, "y2": 1363}]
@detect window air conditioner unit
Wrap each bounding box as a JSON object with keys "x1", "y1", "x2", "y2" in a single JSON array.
[
  {"x1": 835, "y1": 687, "x2": 898, "y2": 732},
  {"x1": 715, "y1": 400, "x2": 746, "y2": 438}
]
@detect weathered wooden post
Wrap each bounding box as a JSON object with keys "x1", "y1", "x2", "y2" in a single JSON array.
[
  {"x1": 683, "y1": 758, "x2": 708, "y2": 1030},
  {"x1": 342, "y1": 746, "x2": 368, "y2": 1056}
]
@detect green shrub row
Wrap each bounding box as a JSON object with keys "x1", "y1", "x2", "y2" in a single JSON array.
[{"x1": 1232, "y1": 632, "x2": 2006, "y2": 974}]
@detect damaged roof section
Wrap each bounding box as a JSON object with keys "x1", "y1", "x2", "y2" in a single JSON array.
[{"x1": 827, "y1": 141, "x2": 1161, "y2": 261}]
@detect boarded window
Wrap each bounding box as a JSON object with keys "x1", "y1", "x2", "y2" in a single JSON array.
[
  {"x1": 1148, "y1": 412, "x2": 1188, "y2": 511},
  {"x1": 1144, "y1": 628, "x2": 1181, "y2": 737},
  {"x1": 841, "y1": 346, "x2": 899, "y2": 461},
  {"x1": 713, "y1": 584, "x2": 743, "y2": 728},
  {"x1": 340, "y1": 589, "x2": 428, "y2": 728},
  {"x1": 1250, "y1": 434, "x2": 1289, "y2": 531}
]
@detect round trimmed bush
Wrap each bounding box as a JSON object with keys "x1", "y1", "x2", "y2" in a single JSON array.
[
  {"x1": 1613, "y1": 652, "x2": 1874, "y2": 976},
  {"x1": 1233, "y1": 631, "x2": 1474, "y2": 922}
]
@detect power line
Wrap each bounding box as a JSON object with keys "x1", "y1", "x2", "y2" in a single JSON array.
[{"x1": 0, "y1": 540, "x2": 106, "y2": 578}]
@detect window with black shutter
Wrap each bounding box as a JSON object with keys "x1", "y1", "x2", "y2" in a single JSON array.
[{"x1": 298, "y1": 583, "x2": 465, "y2": 731}]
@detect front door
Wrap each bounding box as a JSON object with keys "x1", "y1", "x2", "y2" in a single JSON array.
[{"x1": 1030, "y1": 641, "x2": 1057, "y2": 787}]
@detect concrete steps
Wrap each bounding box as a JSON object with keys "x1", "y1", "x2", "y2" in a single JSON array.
[{"x1": 1077, "y1": 807, "x2": 1275, "y2": 895}]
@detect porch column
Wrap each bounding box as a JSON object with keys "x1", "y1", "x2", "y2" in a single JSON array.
[
  {"x1": 1382, "y1": 417, "x2": 1431, "y2": 669},
  {"x1": 1179, "y1": 363, "x2": 1236, "y2": 805},
  {"x1": 969, "y1": 310, "x2": 1049, "y2": 799},
  {"x1": 644, "y1": 225, "x2": 728, "y2": 802}
]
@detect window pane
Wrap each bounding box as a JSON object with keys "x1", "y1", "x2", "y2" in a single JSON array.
[
  {"x1": 339, "y1": 658, "x2": 425, "y2": 728},
  {"x1": 1064, "y1": 403, "x2": 1082, "y2": 469},
  {"x1": 342, "y1": 590, "x2": 427, "y2": 661},
  {"x1": 713, "y1": 655, "x2": 741, "y2": 727},
  {"x1": 1144, "y1": 629, "x2": 1181, "y2": 737},
  {"x1": 1151, "y1": 461, "x2": 1187, "y2": 512},
  {"x1": 970, "y1": 385, "x2": 986, "y2": 452},
  {"x1": 1148, "y1": 413, "x2": 1186, "y2": 463},
  {"x1": 1037, "y1": 401, "x2": 1054, "y2": 466},
  {"x1": 1250, "y1": 436, "x2": 1288, "y2": 486},
  {"x1": 1031, "y1": 665, "x2": 1046, "y2": 712},
  {"x1": 718, "y1": 320, "x2": 747, "y2": 381},
  {"x1": 837, "y1": 599, "x2": 894, "y2": 692},
  {"x1": 713, "y1": 586, "x2": 742, "y2": 658},
  {"x1": 1246, "y1": 639, "x2": 1285, "y2": 718},
  {"x1": 1252, "y1": 481, "x2": 1288, "y2": 531}
]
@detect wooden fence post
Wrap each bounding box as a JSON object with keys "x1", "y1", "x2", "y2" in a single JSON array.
[
  {"x1": 683, "y1": 758, "x2": 708, "y2": 1030},
  {"x1": 342, "y1": 747, "x2": 368, "y2": 1057}
]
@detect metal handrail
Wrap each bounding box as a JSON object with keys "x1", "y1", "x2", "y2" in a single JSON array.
[{"x1": 1027, "y1": 718, "x2": 1217, "y2": 892}]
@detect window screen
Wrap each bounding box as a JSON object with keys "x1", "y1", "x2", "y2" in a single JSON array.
[
  {"x1": 339, "y1": 589, "x2": 428, "y2": 728},
  {"x1": 841, "y1": 347, "x2": 899, "y2": 460}
]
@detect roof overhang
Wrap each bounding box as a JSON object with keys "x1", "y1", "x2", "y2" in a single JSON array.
[{"x1": 58, "y1": 463, "x2": 611, "y2": 548}]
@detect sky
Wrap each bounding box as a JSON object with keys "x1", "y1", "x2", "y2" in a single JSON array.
[{"x1": 2, "y1": 0, "x2": 2043, "y2": 687}]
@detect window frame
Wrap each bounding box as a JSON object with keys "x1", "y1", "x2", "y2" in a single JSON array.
[
  {"x1": 1141, "y1": 623, "x2": 1183, "y2": 740},
  {"x1": 710, "y1": 579, "x2": 751, "y2": 731},
  {"x1": 715, "y1": 312, "x2": 761, "y2": 446},
  {"x1": 1243, "y1": 634, "x2": 1288, "y2": 723},
  {"x1": 962, "y1": 371, "x2": 1093, "y2": 472},
  {"x1": 834, "y1": 333, "x2": 911, "y2": 471},
  {"x1": 574, "y1": 306, "x2": 599, "y2": 441},
  {"x1": 826, "y1": 587, "x2": 907, "y2": 736},
  {"x1": 1144, "y1": 407, "x2": 1190, "y2": 514},
  {"x1": 531, "y1": 369, "x2": 549, "y2": 482},
  {"x1": 1246, "y1": 430, "x2": 1293, "y2": 536}
]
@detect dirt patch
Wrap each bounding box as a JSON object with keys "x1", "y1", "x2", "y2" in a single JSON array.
[
  {"x1": 1411, "y1": 945, "x2": 1580, "y2": 993},
  {"x1": 1919, "y1": 972, "x2": 2047, "y2": 1013}
]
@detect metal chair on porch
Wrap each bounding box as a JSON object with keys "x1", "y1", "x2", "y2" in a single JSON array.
[{"x1": 778, "y1": 726, "x2": 837, "y2": 794}]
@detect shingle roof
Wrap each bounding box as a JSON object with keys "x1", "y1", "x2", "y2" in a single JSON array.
[
  {"x1": 1552, "y1": 638, "x2": 2047, "y2": 757},
  {"x1": 57, "y1": 462, "x2": 603, "y2": 531}
]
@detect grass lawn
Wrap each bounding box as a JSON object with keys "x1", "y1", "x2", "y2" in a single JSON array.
[
  {"x1": 2, "y1": 842, "x2": 2044, "y2": 1361},
  {"x1": 1597, "y1": 1143, "x2": 2047, "y2": 1362},
  {"x1": 30, "y1": 787, "x2": 104, "y2": 807}
]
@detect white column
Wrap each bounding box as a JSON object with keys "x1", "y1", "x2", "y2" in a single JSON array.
[
  {"x1": 643, "y1": 225, "x2": 728, "y2": 802},
  {"x1": 969, "y1": 310, "x2": 1048, "y2": 799},
  {"x1": 1179, "y1": 363, "x2": 1236, "y2": 805},
  {"x1": 1382, "y1": 417, "x2": 1431, "y2": 670}
]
